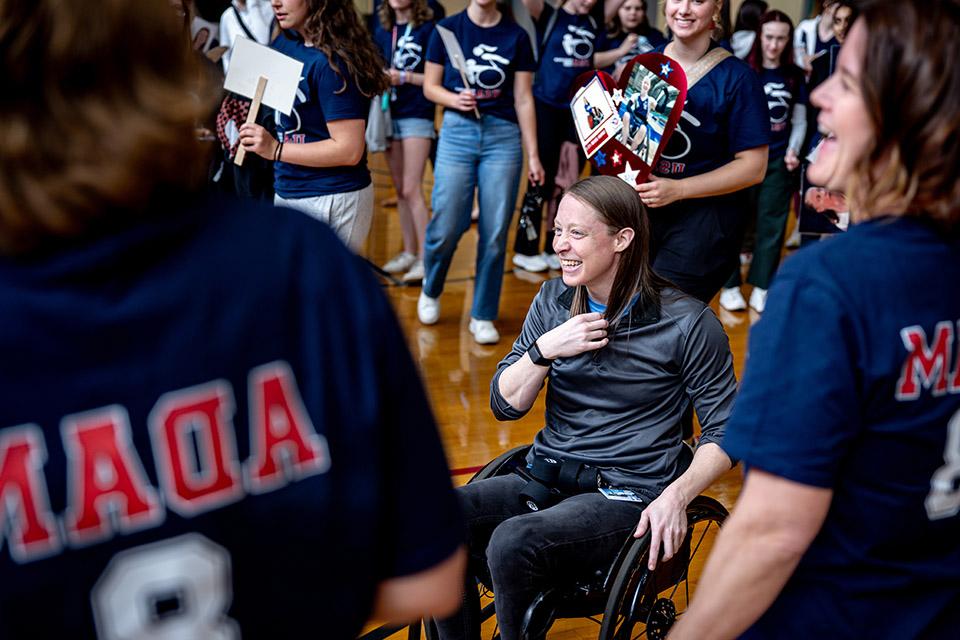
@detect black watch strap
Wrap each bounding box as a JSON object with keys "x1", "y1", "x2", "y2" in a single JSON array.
[{"x1": 527, "y1": 340, "x2": 553, "y2": 367}]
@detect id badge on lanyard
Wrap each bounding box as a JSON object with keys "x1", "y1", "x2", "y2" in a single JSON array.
[{"x1": 390, "y1": 23, "x2": 412, "y2": 102}]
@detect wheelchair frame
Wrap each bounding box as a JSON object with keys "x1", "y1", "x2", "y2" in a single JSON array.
[{"x1": 435, "y1": 444, "x2": 728, "y2": 640}]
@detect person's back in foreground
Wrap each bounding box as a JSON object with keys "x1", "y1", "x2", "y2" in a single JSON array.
[{"x1": 0, "y1": 0, "x2": 465, "y2": 636}]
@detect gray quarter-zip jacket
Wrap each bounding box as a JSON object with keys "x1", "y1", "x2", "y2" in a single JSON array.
[{"x1": 491, "y1": 279, "x2": 737, "y2": 500}]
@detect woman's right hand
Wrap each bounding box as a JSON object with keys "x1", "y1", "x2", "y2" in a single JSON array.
[
  {"x1": 536, "y1": 312, "x2": 609, "y2": 359},
  {"x1": 453, "y1": 89, "x2": 478, "y2": 112},
  {"x1": 619, "y1": 33, "x2": 639, "y2": 56}
]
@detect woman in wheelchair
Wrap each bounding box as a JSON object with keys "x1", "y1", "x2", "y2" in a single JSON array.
[{"x1": 435, "y1": 175, "x2": 737, "y2": 640}]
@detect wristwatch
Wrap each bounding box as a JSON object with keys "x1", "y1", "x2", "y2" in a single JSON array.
[{"x1": 527, "y1": 340, "x2": 553, "y2": 367}]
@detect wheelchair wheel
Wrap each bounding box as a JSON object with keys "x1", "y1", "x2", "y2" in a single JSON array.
[
  {"x1": 468, "y1": 445, "x2": 530, "y2": 483},
  {"x1": 597, "y1": 495, "x2": 728, "y2": 640}
]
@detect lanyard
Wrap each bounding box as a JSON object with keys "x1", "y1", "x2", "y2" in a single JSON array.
[{"x1": 389, "y1": 23, "x2": 412, "y2": 101}]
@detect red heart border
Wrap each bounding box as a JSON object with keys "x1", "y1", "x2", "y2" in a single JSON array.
[{"x1": 571, "y1": 53, "x2": 688, "y2": 186}]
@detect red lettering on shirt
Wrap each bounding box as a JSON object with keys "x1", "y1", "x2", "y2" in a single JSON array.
[
  {"x1": 149, "y1": 382, "x2": 243, "y2": 516},
  {"x1": 896, "y1": 321, "x2": 957, "y2": 400},
  {"x1": 63, "y1": 407, "x2": 163, "y2": 545},
  {"x1": 0, "y1": 426, "x2": 61, "y2": 563},
  {"x1": 246, "y1": 362, "x2": 330, "y2": 493}
]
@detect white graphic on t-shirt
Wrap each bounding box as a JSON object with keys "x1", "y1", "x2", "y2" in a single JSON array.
[
  {"x1": 660, "y1": 98, "x2": 700, "y2": 161},
  {"x1": 394, "y1": 34, "x2": 423, "y2": 70},
  {"x1": 276, "y1": 84, "x2": 307, "y2": 139},
  {"x1": 465, "y1": 44, "x2": 509, "y2": 89},
  {"x1": 555, "y1": 25, "x2": 596, "y2": 66},
  {"x1": 764, "y1": 81, "x2": 791, "y2": 124},
  {"x1": 926, "y1": 408, "x2": 960, "y2": 520}
]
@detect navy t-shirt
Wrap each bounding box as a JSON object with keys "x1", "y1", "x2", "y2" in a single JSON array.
[
  {"x1": 758, "y1": 65, "x2": 806, "y2": 160},
  {"x1": 0, "y1": 194, "x2": 463, "y2": 638},
  {"x1": 532, "y1": 5, "x2": 602, "y2": 107},
  {"x1": 373, "y1": 20, "x2": 437, "y2": 121},
  {"x1": 426, "y1": 11, "x2": 537, "y2": 123},
  {"x1": 724, "y1": 217, "x2": 960, "y2": 638},
  {"x1": 647, "y1": 44, "x2": 769, "y2": 284},
  {"x1": 271, "y1": 33, "x2": 371, "y2": 197}
]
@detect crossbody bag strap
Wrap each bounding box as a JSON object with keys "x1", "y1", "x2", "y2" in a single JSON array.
[{"x1": 684, "y1": 46, "x2": 732, "y2": 89}]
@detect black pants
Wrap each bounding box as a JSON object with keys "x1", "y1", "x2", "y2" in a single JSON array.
[
  {"x1": 435, "y1": 473, "x2": 644, "y2": 640},
  {"x1": 514, "y1": 98, "x2": 585, "y2": 257}
]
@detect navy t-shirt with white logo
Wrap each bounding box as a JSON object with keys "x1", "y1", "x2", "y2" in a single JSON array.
[
  {"x1": 724, "y1": 217, "x2": 960, "y2": 638},
  {"x1": 272, "y1": 32, "x2": 371, "y2": 197},
  {"x1": 373, "y1": 21, "x2": 437, "y2": 121},
  {"x1": 646, "y1": 43, "x2": 769, "y2": 283},
  {"x1": 532, "y1": 5, "x2": 601, "y2": 107},
  {"x1": 426, "y1": 11, "x2": 537, "y2": 123},
  {"x1": 758, "y1": 65, "x2": 806, "y2": 160}
]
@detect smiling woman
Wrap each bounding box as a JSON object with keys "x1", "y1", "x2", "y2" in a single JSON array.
[
  {"x1": 435, "y1": 175, "x2": 739, "y2": 640},
  {"x1": 671, "y1": 1, "x2": 960, "y2": 638}
]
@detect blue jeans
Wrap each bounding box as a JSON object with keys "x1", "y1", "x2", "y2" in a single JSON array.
[
  {"x1": 424, "y1": 112, "x2": 523, "y2": 321},
  {"x1": 435, "y1": 474, "x2": 645, "y2": 640}
]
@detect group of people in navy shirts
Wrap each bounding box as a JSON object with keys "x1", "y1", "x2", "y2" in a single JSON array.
[
  {"x1": 2, "y1": 0, "x2": 960, "y2": 639},
  {"x1": 225, "y1": 0, "x2": 856, "y2": 344}
]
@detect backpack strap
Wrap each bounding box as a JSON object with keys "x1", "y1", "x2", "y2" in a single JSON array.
[
  {"x1": 684, "y1": 46, "x2": 732, "y2": 89},
  {"x1": 231, "y1": 5, "x2": 257, "y2": 41}
]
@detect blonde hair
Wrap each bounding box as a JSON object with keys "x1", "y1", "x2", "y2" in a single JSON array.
[{"x1": 0, "y1": 0, "x2": 218, "y2": 253}]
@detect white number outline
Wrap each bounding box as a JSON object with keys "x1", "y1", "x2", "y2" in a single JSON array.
[
  {"x1": 926, "y1": 408, "x2": 960, "y2": 520},
  {"x1": 92, "y1": 533, "x2": 239, "y2": 640}
]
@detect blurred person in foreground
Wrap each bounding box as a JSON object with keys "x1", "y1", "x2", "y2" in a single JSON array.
[
  {"x1": 0, "y1": 0, "x2": 464, "y2": 637},
  {"x1": 670, "y1": 1, "x2": 960, "y2": 638}
]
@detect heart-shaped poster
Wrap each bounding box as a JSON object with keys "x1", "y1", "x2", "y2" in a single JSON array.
[{"x1": 570, "y1": 53, "x2": 687, "y2": 186}]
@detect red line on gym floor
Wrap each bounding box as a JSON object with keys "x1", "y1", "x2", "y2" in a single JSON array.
[{"x1": 449, "y1": 465, "x2": 484, "y2": 477}]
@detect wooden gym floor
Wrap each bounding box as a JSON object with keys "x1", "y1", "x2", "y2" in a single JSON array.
[{"x1": 361, "y1": 151, "x2": 767, "y2": 639}]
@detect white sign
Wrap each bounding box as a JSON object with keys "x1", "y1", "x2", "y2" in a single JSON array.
[{"x1": 224, "y1": 37, "x2": 303, "y2": 116}]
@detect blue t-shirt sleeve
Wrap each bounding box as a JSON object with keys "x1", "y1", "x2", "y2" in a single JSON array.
[
  {"x1": 316, "y1": 60, "x2": 370, "y2": 122},
  {"x1": 722, "y1": 252, "x2": 863, "y2": 488},
  {"x1": 426, "y1": 24, "x2": 447, "y2": 65},
  {"x1": 727, "y1": 64, "x2": 770, "y2": 154}
]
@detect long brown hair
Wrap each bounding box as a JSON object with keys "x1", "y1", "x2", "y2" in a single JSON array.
[
  {"x1": 563, "y1": 176, "x2": 673, "y2": 322},
  {"x1": 747, "y1": 10, "x2": 803, "y2": 95},
  {"x1": 378, "y1": 0, "x2": 434, "y2": 30},
  {"x1": 299, "y1": 0, "x2": 390, "y2": 97},
  {"x1": 0, "y1": 0, "x2": 218, "y2": 254},
  {"x1": 848, "y1": 0, "x2": 960, "y2": 234}
]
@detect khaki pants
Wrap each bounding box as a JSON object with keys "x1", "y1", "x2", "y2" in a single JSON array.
[{"x1": 275, "y1": 183, "x2": 374, "y2": 253}]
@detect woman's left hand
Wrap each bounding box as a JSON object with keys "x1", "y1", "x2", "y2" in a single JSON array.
[
  {"x1": 528, "y1": 155, "x2": 546, "y2": 186},
  {"x1": 634, "y1": 486, "x2": 688, "y2": 570},
  {"x1": 239, "y1": 123, "x2": 278, "y2": 160},
  {"x1": 635, "y1": 176, "x2": 684, "y2": 208}
]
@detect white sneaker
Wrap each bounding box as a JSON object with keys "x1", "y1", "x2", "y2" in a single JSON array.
[
  {"x1": 469, "y1": 318, "x2": 500, "y2": 344},
  {"x1": 512, "y1": 253, "x2": 549, "y2": 273},
  {"x1": 719, "y1": 287, "x2": 747, "y2": 312},
  {"x1": 749, "y1": 287, "x2": 768, "y2": 313},
  {"x1": 383, "y1": 251, "x2": 416, "y2": 274},
  {"x1": 785, "y1": 227, "x2": 801, "y2": 249},
  {"x1": 542, "y1": 252, "x2": 561, "y2": 270},
  {"x1": 402, "y1": 259, "x2": 424, "y2": 283},
  {"x1": 417, "y1": 292, "x2": 440, "y2": 325}
]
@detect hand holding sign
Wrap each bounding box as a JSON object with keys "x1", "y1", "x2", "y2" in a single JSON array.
[
  {"x1": 570, "y1": 53, "x2": 687, "y2": 187},
  {"x1": 223, "y1": 38, "x2": 304, "y2": 166}
]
